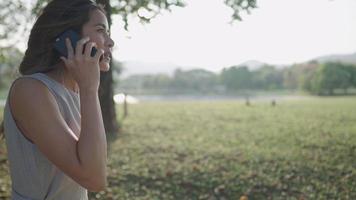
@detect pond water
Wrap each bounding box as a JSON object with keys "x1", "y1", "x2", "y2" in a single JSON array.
[{"x1": 114, "y1": 93, "x2": 309, "y2": 103}]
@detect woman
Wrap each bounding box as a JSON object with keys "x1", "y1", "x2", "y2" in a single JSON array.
[{"x1": 0, "y1": 0, "x2": 114, "y2": 199}]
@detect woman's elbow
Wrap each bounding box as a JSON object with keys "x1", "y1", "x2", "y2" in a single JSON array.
[
  {"x1": 86, "y1": 177, "x2": 107, "y2": 192},
  {"x1": 76, "y1": 165, "x2": 108, "y2": 192}
]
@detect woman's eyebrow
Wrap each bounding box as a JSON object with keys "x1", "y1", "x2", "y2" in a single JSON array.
[{"x1": 94, "y1": 23, "x2": 107, "y2": 29}]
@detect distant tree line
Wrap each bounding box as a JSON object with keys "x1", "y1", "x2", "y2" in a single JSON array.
[
  {"x1": 118, "y1": 69, "x2": 219, "y2": 95},
  {"x1": 1, "y1": 49, "x2": 355, "y2": 96},
  {"x1": 117, "y1": 61, "x2": 356, "y2": 96},
  {"x1": 282, "y1": 61, "x2": 356, "y2": 95}
]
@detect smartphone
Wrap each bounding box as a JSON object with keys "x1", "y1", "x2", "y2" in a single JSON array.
[{"x1": 53, "y1": 29, "x2": 97, "y2": 58}]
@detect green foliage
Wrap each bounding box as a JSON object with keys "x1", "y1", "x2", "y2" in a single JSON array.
[
  {"x1": 171, "y1": 68, "x2": 218, "y2": 92},
  {"x1": 119, "y1": 73, "x2": 172, "y2": 92},
  {"x1": 311, "y1": 62, "x2": 354, "y2": 95},
  {"x1": 0, "y1": 0, "x2": 31, "y2": 56},
  {"x1": 118, "y1": 68, "x2": 219, "y2": 94},
  {"x1": 221, "y1": 66, "x2": 252, "y2": 90},
  {"x1": 109, "y1": 0, "x2": 186, "y2": 30},
  {"x1": 219, "y1": 62, "x2": 356, "y2": 95},
  {"x1": 0, "y1": 0, "x2": 28, "y2": 40},
  {"x1": 224, "y1": 0, "x2": 257, "y2": 21},
  {"x1": 282, "y1": 67, "x2": 298, "y2": 90},
  {"x1": 28, "y1": 0, "x2": 256, "y2": 31},
  {"x1": 119, "y1": 62, "x2": 356, "y2": 96},
  {"x1": 252, "y1": 65, "x2": 283, "y2": 90},
  {"x1": 0, "y1": 48, "x2": 23, "y2": 90},
  {"x1": 282, "y1": 61, "x2": 320, "y2": 92},
  {"x1": 219, "y1": 65, "x2": 285, "y2": 91},
  {"x1": 340, "y1": 63, "x2": 356, "y2": 88}
]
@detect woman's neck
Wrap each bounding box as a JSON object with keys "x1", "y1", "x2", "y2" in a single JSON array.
[{"x1": 44, "y1": 63, "x2": 79, "y2": 94}]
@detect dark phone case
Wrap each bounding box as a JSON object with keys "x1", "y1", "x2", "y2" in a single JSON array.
[{"x1": 53, "y1": 30, "x2": 97, "y2": 58}]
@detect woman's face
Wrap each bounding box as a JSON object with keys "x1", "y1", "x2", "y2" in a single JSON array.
[{"x1": 81, "y1": 9, "x2": 115, "y2": 72}]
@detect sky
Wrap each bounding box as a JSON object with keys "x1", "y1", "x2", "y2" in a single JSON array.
[{"x1": 110, "y1": 0, "x2": 356, "y2": 75}]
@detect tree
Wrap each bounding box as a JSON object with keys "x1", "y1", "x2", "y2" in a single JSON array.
[
  {"x1": 282, "y1": 66, "x2": 298, "y2": 90},
  {"x1": 0, "y1": 48, "x2": 23, "y2": 89},
  {"x1": 339, "y1": 63, "x2": 356, "y2": 93},
  {"x1": 221, "y1": 66, "x2": 252, "y2": 90},
  {"x1": 296, "y1": 62, "x2": 319, "y2": 92},
  {"x1": 171, "y1": 68, "x2": 218, "y2": 93},
  {"x1": 311, "y1": 62, "x2": 352, "y2": 95},
  {"x1": 0, "y1": 0, "x2": 30, "y2": 62},
  {"x1": 252, "y1": 65, "x2": 283, "y2": 90},
  {"x1": 1, "y1": 0, "x2": 257, "y2": 135}
]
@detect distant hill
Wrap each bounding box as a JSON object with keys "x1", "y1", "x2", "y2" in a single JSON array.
[
  {"x1": 237, "y1": 52, "x2": 356, "y2": 70},
  {"x1": 312, "y1": 52, "x2": 356, "y2": 64},
  {"x1": 120, "y1": 52, "x2": 356, "y2": 77},
  {"x1": 236, "y1": 53, "x2": 356, "y2": 70},
  {"x1": 237, "y1": 60, "x2": 266, "y2": 70},
  {"x1": 121, "y1": 61, "x2": 179, "y2": 78}
]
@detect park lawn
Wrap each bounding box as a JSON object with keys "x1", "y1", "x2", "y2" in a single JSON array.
[{"x1": 1, "y1": 97, "x2": 356, "y2": 199}]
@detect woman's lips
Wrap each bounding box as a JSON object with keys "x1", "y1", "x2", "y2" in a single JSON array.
[
  {"x1": 101, "y1": 52, "x2": 111, "y2": 62},
  {"x1": 103, "y1": 55, "x2": 111, "y2": 62}
]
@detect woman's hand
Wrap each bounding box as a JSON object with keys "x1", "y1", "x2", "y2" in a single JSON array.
[{"x1": 60, "y1": 37, "x2": 104, "y2": 93}]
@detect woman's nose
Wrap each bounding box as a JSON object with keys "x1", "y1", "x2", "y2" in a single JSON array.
[{"x1": 107, "y1": 37, "x2": 114, "y2": 48}]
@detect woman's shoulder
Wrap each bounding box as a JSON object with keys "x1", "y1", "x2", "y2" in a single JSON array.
[
  {"x1": 10, "y1": 75, "x2": 52, "y2": 100},
  {"x1": 9, "y1": 76, "x2": 57, "y2": 119},
  {"x1": 7, "y1": 76, "x2": 60, "y2": 142}
]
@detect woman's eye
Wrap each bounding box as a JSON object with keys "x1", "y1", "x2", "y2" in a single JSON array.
[{"x1": 97, "y1": 29, "x2": 110, "y2": 36}]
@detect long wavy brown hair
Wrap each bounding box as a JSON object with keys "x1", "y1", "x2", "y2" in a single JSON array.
[{"x1": 0, "y1": 0, "x2": 105, "y2": 139}]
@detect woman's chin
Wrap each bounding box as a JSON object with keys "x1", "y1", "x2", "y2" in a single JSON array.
[{"x1": 99, "y1": 62, "x2": 110, "y2": 72}]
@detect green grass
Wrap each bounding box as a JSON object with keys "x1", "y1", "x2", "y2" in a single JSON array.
[{"x1": 1, "y1": 97, "x2": 356, "y2": 199}]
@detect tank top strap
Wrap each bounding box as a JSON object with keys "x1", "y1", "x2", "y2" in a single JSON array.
[{"x1": 22, "y1": 73, "x2": 78, "y2": 97}]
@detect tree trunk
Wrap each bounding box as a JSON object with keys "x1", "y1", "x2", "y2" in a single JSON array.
[{"x1": 97, "y1": 0, "x2": 119, "y2": 135}]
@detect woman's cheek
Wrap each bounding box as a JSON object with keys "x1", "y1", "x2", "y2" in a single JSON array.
[
  {"x1": 94, "y1": 37, "x2": 105, "y2": 49},
  {"x1": 89, "y1": 35, "x2": 103, "y2": 47}
]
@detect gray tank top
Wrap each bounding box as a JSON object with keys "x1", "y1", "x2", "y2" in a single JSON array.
[{"x1": 3, "y1": 73, "x2": 88, "y2": 200}]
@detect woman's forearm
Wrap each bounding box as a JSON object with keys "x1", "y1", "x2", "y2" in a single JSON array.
[{"x1": 77, "y1": 90, "x2": 107, "y2": 189}]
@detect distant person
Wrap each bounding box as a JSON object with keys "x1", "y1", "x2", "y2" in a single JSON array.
[
  {"x1": 0, "y1": 0, "x2": 114, "y2": 199},
  {"x1": 245, "y1": 96, "x2": 250, "y2": 106}
]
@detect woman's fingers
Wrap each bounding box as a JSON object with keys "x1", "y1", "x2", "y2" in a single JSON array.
[
  {"x1": 60, "y1": 56, "x2": 71, "y2": 70},
  {"x1": 60, "y1": 56, "x2": 67, "y2": 65},
  {"x1": 84, "y1": 42, "x2": 95, "y2": 58},
  {"x1": 94, "y1": 48, "x2": 104, "y2": 61},
  {"x1": 75, "y1": 37, "x2": 89, "y2": 59},
  {"x1": 65, "y1": 38, "x2": 74, "y2": 59},
  {"x1": 62, "y1": 37, "x2": 103, "y2": 69}
]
